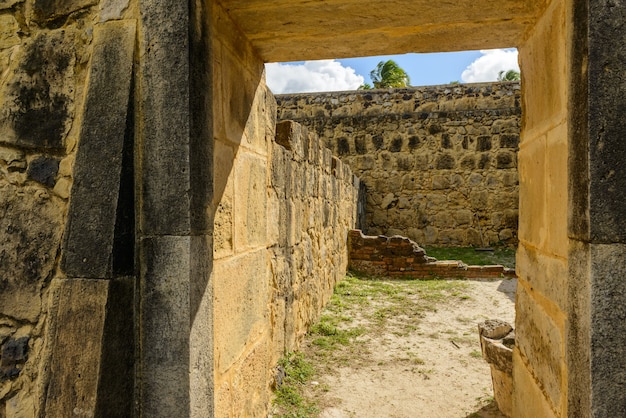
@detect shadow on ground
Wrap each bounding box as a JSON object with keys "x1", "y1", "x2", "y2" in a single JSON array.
[{"x1": 465, "y1": 399, "x2": 506, "y2": 418}]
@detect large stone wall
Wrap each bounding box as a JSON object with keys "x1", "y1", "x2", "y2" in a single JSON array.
[
  {"x1": 277, "y1": 83, "x2": 521, "y2": 247},
  {"x1": 513, "y1": 1, "x2": 569, "y2": 416},
  {"x1": 209, "y1": 5, "x2": 359, "y2": 416},
  {"x1": 0, "y1": 1, "x2": 137, "y2": 415},
  {"x1": 0, "y1": 1, "x2": 359, "y2": 416}
]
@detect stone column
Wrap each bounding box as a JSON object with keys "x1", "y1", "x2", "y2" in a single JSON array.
[
  {"x1": 568, "y1": 0, "x2": 626, "y2": 416},
  {"x1": 137, "y1": 0, "x2": 213, "y2": 416}
]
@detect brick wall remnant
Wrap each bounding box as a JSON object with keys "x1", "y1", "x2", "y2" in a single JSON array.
[{"x1": 348, "y1": 230, "x2": 516, "y2": 279}]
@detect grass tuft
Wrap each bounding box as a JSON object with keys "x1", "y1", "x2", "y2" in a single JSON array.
[
  {"x1": 423, "y1": 246, "x2": 516, "y2": 268},
  {"x1": 273, "y1": 352, "x2": 318, "y2": 417}
]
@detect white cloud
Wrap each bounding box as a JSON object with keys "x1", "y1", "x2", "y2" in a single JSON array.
[
  {"x1": 265, "y1": 60, "x2": 364, "y2": 94},
  {"x1": 461, "y1": 49, "x2": 520, "y2": 83}
]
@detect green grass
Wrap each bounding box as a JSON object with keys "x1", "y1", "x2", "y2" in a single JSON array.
[
  {"x1": 423, "y1": 246, "x2": 516, "y2": 268},
  {"x1": 273, "y1": 352, "x2": 318, "y2": 418},
  {"x1": 326, "y1": 274, "x2": 470, "y2": 327},
  {"x1": 470, "y1": 350, "x2": 483, "y2": 359},
  {"x1": 272, "y1": 273, "x2": 484, "y2": 416}
]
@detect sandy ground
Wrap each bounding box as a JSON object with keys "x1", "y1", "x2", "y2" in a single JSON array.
[{"x1": 300, "y1": 278, "x2": 516, "y2": 418}]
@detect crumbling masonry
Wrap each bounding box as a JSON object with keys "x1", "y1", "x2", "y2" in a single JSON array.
[{"x1": 1, "y1": 0, "x2": 625, "y2": 417}]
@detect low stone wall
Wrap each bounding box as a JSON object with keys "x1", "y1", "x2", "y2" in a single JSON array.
[
  {"x1": 348, "y1": 230, "x2": 516, "y2": 279},
  {"x1": 269, "y1": 120, "x2": 359, "y2": 350},
  {"x1": 277, "y1": 83, "x2": 521, "y2": 247}
]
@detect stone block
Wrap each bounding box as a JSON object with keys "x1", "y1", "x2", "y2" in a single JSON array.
[
  {"x1": 424, "y1": 226, "x2": 439, "y2": 244},
  {"x1": 139, "y1": 236, "x2": 191, "y2": 417},
  {"x1": 518, "y1": 133, "x2": 546, "y2": 246},
  {"x1": 567, "y1": 239, "x2": 591, "y2": 417},
  {"x1": 211, "y1": 1, "x2": 264, "y2": 97},
  {"x1": 512, "y1": 349, "x2": 558, "y2": 418},
  {"x1": 500, "y1": 134, "x2": 519, "y2": 148},
  {"x1": 438, "y1": 229, "x2": 464, "y2": 245},
  {"x1": 231, "y1": 340, "x2": 272, "y2": 418},
  {"x1": 496, "y1": 151, "x2": 516, "y2": 169},
  {"x1": 492, "y1": 191, "x2": 518, "y2": 211},
  {"x1": 502, "y1": 172, "x2": 518, "y2": 187},
  {"x1": 189, "y1": 236, "x2": 214, "y2": 418},
  {"x1": 139, "y1": 0, "x2": 192, "y2": 235},
  {"x1": 0, "y1": 0, "x2": 21, "y2": 10},
  {"x1": 479, "y1": 320, "x2": 514, "y2": 417},
  {"x1": 499, "y1": 228, "x2": 514, "y2": 242},
  {"x1": 27, "y1": 156, "x2": 59, "y2": 187},
  {"x1": 30, "y1": 0, "x2": 98, "y2": 23},
  {"x1": 516, "y1": 243, "x2": 567, "y2": 311},
  {"x1": 242, "y1": 83, "x2": 272, "y2": 155},
  {"x1": 43, "y1": 277, "x2": 133, "y2": 417},
  {"x1": 479, "y1": 319, "x2": 513, "y2": 340},
  {"x1": 61, "y1": 21, "x2": 136, "y2": 279},
  {"x1": 588, "y1": 243, "x2": 626, "y2": 417},
  {"x1": 515, "y1": 283, "x2": 564, "y2": 410},
  {"x1": 214, "y1": 40, "x2": 263, "y2": 149},
  {"x1": 0, "y1": 183, "x2": 64, "y2": 322},
  {"x1": 431, "y1": 175, "x2": 449, "y2": 190},
  {"x1": 1, "y1": 336, "x2": 29, "y2": 366},
  {"x1": 490, "y1": 367, "x2": 513, "y2": 417},
  {"x1": 435, "y1": 153, "x2": 456, "y2": 169},
  {"x1": 99, "y1": 0, "x2": 129, "y2": 22},
  {"x1": 460, "y1": 155, "x2": 476, "y2": 169},
  {"x1": 454, "y1": 209, "x2": 472, "y2": 226},
  {"x1": 214, "y1": 145, "x2": 235, "y2": 258},
  {"x1": 469, "y1": 190, "x2": 489, "y2": 208},
  {"x1": 213, "y1": 250, "x2": 269, "y2": 374},
  {"x1": 5, "y1": 390, "x2": 36, "y2": 417},
  {"x1": 0, "y1": 14, "x2": 19, "y2": 49},
  {"x1": 0, "y1": 29, "x2": 77, "y2": 151},
  {"x1": 519, "y1": 0, "x2": 567, "y2": 136},
  {"x1": 234, "y1": 154, "x2": 267, "y2": 251}
]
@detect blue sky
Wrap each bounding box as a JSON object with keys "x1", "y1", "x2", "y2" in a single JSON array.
[{"x1": 265, "y1": 49, "x2": 520, "y2": 94}]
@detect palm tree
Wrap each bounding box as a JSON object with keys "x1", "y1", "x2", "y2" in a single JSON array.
[
  {"x1": 497, "y1": 69, "x2": 520, "y2": 81},
  {"x1": 368, "y1": 60, "x2": 411, "y2": 88}
]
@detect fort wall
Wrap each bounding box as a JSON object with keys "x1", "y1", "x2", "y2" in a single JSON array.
[{"x1": 277, "y1": 83, "x2": 521, "y2": 247}]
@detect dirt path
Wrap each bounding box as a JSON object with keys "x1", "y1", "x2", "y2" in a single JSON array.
[{"x1": 290, "y1": 276, "x2": 516, "y2": 418}]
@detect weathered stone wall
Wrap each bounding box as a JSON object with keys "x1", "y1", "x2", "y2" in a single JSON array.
[
  {"x1": 276, "y1": 83, "x2": 521, "y2": 247},
  {"x1": 210, "y1": 6, "x2": 358, "y2": 416},
  {"x1": 514, "y1": 0, "x2": 569, "y2": 416},
  {"x1": 270, "y1": 120, "x2": 359, "y2": 355},
  {"x1": 0, "y1": 1, "x2": 137, "y2": 416},
  {"x1": 0, "y1": 0, "x2": 358, "y2": 415}
]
